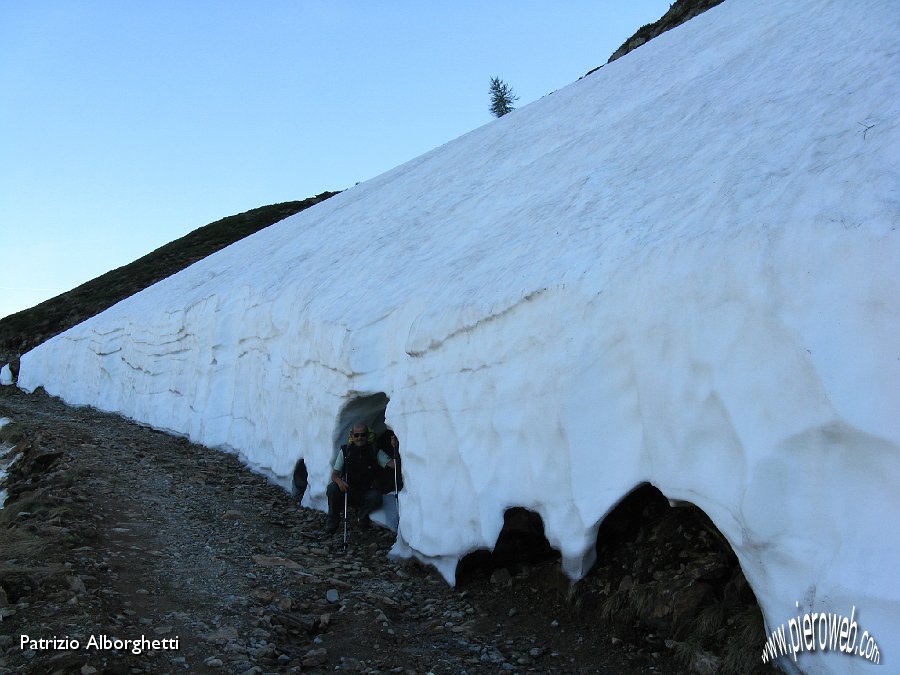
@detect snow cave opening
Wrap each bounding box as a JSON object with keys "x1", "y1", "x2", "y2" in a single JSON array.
[
  {"x1": 334, "y1": 392, "x2": 391, "y2": 452},
  {"x1": 455, "y1": 507, "x2": 560, "y2": 584},
  {"x1": 332, "y1": 392, "x2": 403, "y2": 510},
  {"x1": 589, "y1": 483, "x2": 768, "y2": 672},
  {"x1": 450, "y1": 486, "x2": 770, "y2": 671}
]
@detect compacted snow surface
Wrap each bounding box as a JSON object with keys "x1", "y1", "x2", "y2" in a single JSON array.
[{"x1": 19, "y1": 0, "x2": 899, "y2": 671}]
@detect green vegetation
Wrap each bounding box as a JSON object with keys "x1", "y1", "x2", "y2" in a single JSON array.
[
  {"x1": 489, "y1": 76, "x2": 519, "y2": 118},
  {"x1": 0, "y1": 191, "x2": 338, "y2": 371}
]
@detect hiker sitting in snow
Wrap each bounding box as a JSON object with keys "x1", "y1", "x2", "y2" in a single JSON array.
[{"x1": 325, "y1": 423, "x2": 396, "y2": 533}]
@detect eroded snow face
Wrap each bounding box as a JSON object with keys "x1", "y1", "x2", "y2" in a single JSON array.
[{"x1": 17, "y1": 0, "x2": 900, "y2": 671}]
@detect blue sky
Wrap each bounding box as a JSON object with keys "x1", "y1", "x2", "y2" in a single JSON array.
[{"x1": 0, "y1": 1, "x2": 671, "y2": 320}]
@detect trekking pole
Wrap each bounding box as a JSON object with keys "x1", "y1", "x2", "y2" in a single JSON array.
[
  {"x1": 342, "y1": 462, "x2": 349, "y2": 551},
  {"x1": 393, "y1": 451, "x2": 400, "y2": 536},
  {"x1": 342, "y1": 490, "x2": 348, "y2": 550}
]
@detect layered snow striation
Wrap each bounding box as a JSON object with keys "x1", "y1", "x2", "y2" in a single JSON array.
[{"x1": 19, "y1": 0, "x2": 900, "y2": 670}]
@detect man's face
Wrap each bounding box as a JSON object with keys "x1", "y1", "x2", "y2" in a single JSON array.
[{"x1": 350, "y1": 426, "x2": 368, "y2": 446}]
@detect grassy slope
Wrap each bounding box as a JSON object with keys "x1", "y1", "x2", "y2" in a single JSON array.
[
  {"x1": 0, "y1": 192, "x2": 338, "y2": 371},
  {"x1": 583, "y1": 0, "x2": 726, "y2": 77}
]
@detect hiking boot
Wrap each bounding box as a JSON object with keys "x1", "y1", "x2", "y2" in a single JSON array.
[
  {"x1": 358, "y1": 515, "x2": 371, "y2": 530},
  {"x1": 325, "y1": 517, "x2": 339, "y2": 534}
]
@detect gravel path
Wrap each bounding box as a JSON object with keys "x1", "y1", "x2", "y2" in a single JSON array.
[{"x1": 0, "y1": 385, "x2": 727, "y2": 674}]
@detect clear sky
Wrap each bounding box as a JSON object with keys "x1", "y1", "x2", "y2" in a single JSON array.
[{"x1": 0, "y1": 1, "x2": 671, "y2": 321}]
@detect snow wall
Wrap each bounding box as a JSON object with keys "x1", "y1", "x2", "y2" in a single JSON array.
[{"x1": 19, "y1": 0, "x2": 899, "y2": 671}]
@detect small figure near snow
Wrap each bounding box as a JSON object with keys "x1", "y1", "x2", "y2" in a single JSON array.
[
  {"x1": 292, "y1": 457, "x2": 308, "y2": 501},
  {"x1": 326, "y1": 422, "x2": 394, "y2": 534}
]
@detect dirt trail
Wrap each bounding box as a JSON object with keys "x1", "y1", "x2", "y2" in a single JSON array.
[{"x1": 0, "y1": 385, "x2": 752, "y2": 674}]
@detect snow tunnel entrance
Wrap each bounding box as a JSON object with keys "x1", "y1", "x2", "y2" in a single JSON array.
[
  {"x1": 334, "y1": 392, "x2": 390, "y2": 449},
  {"x1": 586, "y1": 484, "x2": 768, "y2": 673},
  {"x1": 456, "y1": 507, "x2": 560, "y2": 585},
  {"x1": 333, "y1": 392, "x2": 403, "y2": 528}
]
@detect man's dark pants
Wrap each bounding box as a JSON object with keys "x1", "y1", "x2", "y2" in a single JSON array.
[{"x1": 326, "y1": 482, "x2": 383, "y2": 526}]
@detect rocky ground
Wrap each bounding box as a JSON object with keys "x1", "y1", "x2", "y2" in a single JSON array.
[{"x1": 0, "y1": 385, "x2": 773, "y2": 675}]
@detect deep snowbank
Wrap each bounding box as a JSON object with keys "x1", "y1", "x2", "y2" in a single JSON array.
[{"x1": 19, "y1": 0, "x2": 899, "y2": 671}]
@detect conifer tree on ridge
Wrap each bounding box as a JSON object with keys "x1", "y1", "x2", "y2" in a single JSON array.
[{"x1": 489, "y1": 76, "x2": 519, "y2": 118}]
